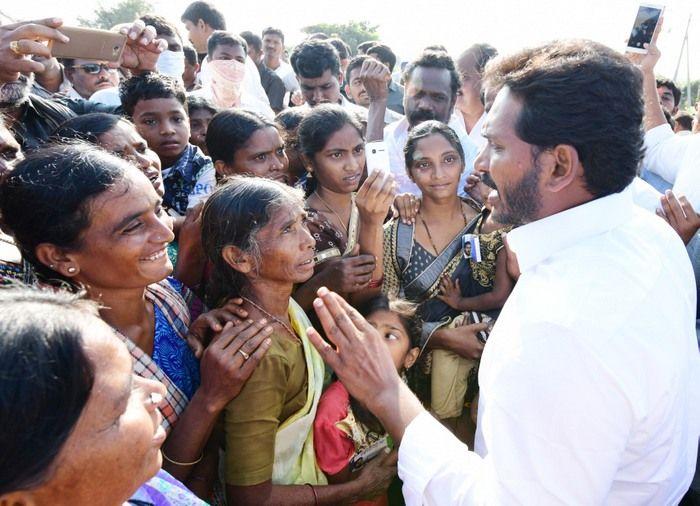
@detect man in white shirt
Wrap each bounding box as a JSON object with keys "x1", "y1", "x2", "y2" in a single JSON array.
[
  {"x1": 455, "y1": 44, "x2": 498, "y2": 151},
  {"x1": 306, "y1": 39, "x2": 700, "y2": 505},
  {"x1": 289, "y1": 39, "x2": 367, "y2": 120},
  {"x1": 363, "y1": 50, "x2": 479, "y2": 195},
  {"x1": 262, "y1": 27, "x2": 300, "y2": 97}
]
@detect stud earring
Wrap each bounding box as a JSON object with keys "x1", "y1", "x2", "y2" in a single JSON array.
[{"x1": 67, "y1": 267, "x2": 77, "y2": 274}]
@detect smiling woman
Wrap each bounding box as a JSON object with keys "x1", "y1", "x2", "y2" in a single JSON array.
[{"x1": 0, "y1": 142, "x2": 273, "y2": 499}]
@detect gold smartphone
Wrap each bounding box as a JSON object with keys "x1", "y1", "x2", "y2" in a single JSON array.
[{"x1": 49, "y1": 26, "x2": 127, "y2": 62}]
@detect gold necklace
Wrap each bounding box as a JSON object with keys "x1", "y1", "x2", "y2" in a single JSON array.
[
  {"x1": 313, "y1": 191, "x2": 349, "y2": 234},
  {"x1": 242, "y1": 297, "x2": 299, "y2": 342},
  {"x1": 419, "y1": 202, "x2": 468, "y2": 256}
]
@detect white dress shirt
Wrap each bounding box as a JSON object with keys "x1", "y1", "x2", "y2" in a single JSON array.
[
  {"x1": 644, "y1": 123, "x2": 700, "y2": 209},
  {"x1": 454, "y1": 111, "x2": 488, "y2": 151},
  {"x1": 383, "y1": 114, "x2": 480, "y2": 195},
  {"x1": 270, "y1": 59, "x2": 300, "y2": 93},
  {"x1": 399, "y1": 187, "x2": 700, "y2": 505}
]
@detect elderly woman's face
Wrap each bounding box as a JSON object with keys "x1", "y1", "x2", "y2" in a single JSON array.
[
  {"x1": 32, "y1": 319, "x2": 167, "y2": 504},
  {"x1": 252, "y1": 201, "x2": 316, "y2": 285},
  {"x1": 63, "y1": 167, "x2": 175, "y2": 290}
]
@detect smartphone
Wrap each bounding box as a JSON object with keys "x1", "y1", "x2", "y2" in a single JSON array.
[
  {"x1": 626, "y1": 3, "x2": 664, "y2": 53},
  {"x1": 49, "y1": 26, "x2": 127, "y2": 63},
  {"x1": 349, "y1": 436, "x2": 389, "y2": 472},
  {"x1": 470, "y1": 311, "x2": 494, "y2": 344},
  {"x1": 365, "y1": 140, "x2": 390, "y2": 176}
]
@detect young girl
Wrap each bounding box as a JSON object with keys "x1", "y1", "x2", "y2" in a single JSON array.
[
  {"x1": 293, "y1": 104, "x2": 394, "y2": 311},
  {"x1": 313, "y1": 294, "x2": 420, "y2": 505},
  {"x1": 205, "y1": 109, "x2": 291, "y2": 185}
]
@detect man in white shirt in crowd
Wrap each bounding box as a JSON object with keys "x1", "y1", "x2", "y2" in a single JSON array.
[
  {"x1": 455, "y1": 43, "x2": 498, "y2": 151},
  {"x1": 307, "y1": 39, "x2": 700, "y2": 505},
  {"x1": 363, "y1": 50, "x2": 479, "y2": 195},
  {"x1": 344, "y1": 55, "x2": 403, "y2": 125},
  {"x1": 289, "y1": 39, "x2": 367, "y2": 119},
  {"x1": 262, "y1": 27, "x2": 300, "y2": 99}
]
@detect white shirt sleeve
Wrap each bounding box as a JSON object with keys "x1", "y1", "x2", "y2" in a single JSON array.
[
  {"x1": 644, "y1": 124, "x2": 687, "y2": 184},
  {"x1": 398, "y1": 322, "x2": 633, "y2": 505},
  {"x1": 187, "y1": 162, "x2": 215, "y2": 209}
]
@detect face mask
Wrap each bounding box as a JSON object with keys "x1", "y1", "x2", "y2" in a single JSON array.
[
  {"x1": 156, "y1": 50, "x2": 186, "y2": 83},
  {"x1": 202, "y1": 59, "x2": 246, "y2": 108}
]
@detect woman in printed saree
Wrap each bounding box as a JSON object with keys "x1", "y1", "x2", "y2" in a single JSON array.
[
  {"x1": 294, "y1": 104, "x2": 395, "y2": 311},
  {"x1": 380, "y1": 121, "x2": 496, "y2": 430},
  {"x1": 0, "y1": 143, "x2": 270, "y2": 499},
  {"x1": 200, "y1": 176, "x2": 398, "y2": 505}
]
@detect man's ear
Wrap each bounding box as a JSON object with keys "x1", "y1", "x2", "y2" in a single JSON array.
[
  {"x1": 222, "y1": 244, "x2": 253, "y2": 274},
  {"x1": 543, "y1": 144, "x2": 581, "y2": 194},
  {"x1": 34, "y1": 243, "x2": 81, "y2": 279},
  {"x1": 403, "y1": 347, "x2": 420, "y2": 370},
  {"x1": 344, "y1": 84, "x2": 352, "y2": 100},
  {"x1": 337, "y1": 73, "x2": 345, "y2": 87}
]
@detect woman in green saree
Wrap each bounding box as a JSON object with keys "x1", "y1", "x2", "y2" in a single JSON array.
[{"x1": 201, "y1": 176, "x2": 396, "y2": 505}]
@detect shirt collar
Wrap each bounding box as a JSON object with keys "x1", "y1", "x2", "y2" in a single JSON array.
[{"x1": 507, "y1": 185, "x2": 637, "y2": 273}]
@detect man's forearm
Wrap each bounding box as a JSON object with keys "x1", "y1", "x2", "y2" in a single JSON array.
[
  {"x1": 643, "y1": 70, "x2": 666, "y2": 131},
  {"x1": 368, "y1": 380, "x2": 425, "y2": 445},
  {"x1": 366, "y1": 98, "x2": 388, "y2": 142}
]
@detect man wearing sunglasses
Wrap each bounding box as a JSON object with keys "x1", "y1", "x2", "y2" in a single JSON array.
[{"x1": 60, "y1": 58, "x2": 120, "y2": 100}]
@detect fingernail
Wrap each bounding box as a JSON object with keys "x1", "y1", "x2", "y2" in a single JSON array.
[
  {"x1": 264, "y1": 326, "x2": 273, "y2": 333},
  {"x1": 140, "y1": 36, "x2": 148, "y2": 45},
  {"x1": 313, "y1": 298, "x2": 324, "y2": 308},
  {"x1": 247, "y1": 319, "x2": 254, "y2": 324},
  {"x1": 264, "y1": 338, "x2": 272, "y2": 346},
  {"x1": 318, "y1": 286, "x2": 329, "y2": 296},
  {"x1": 259, "y1": 318, "x2": 268, "y2": 325},
  {"x1": 129, "y1": 31, "x2": 138, "y2": 40}
]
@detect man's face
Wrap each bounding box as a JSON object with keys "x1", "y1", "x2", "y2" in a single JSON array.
[
  {"x1": 456, "y1": 52, "x2": 483, "y2": 115},
  {"x1": 65, "y1": 59, "x2": 119, "y2": 99},
  {"x1": 183, "y1": 19, "x2": 208, "y2": 53},
  {"x1": 404, "y1": 66, "x2": 455, "y2": 127},
  {"x1": 247, "y1": 45, "x2": 263, "y2": 64},
  {"x1": 345, "y1": 67, "x2": 369, "y2": 107},
  {"x1": 210, "y1": 43, "x2": 246, "y2": 64},
  {"x1": 475, "y1": 87, "x2": 544, "y2": 225},
  {"x1": 262, "y1": 34, "x2": 284, "y2": 60},
  {"x1": 657, "y1": 85, "x2": 678, "y2": 115},
  {"x1": 298, "y1": 69, "x2": 342, "y2": 107}
]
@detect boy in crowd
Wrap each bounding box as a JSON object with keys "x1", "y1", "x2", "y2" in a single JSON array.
[
  {"x1": 186, "y1": 95, "x2": 217, "y2": 155},
  {"x1": 120, "y1": 72, "x2": 215, "y2": 221}
]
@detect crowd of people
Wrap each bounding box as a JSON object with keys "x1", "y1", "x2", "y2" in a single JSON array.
[{"x1": 0, "y1": 2, "x2": 699, "y2": 505}]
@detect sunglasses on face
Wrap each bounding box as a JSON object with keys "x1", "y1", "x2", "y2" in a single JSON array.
[{"x1": 72, "y1": 63, "x2": 115, "y2": 75}]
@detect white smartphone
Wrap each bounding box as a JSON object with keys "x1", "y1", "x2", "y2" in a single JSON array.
[
  {"x1": 626, "y1": 3, "x2": 664, "y2": 54},
  {"x1": 365, "y1": 140, "x2": 390, "y2": 176}
]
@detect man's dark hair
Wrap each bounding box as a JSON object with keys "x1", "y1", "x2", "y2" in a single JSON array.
[
  {"x1": 207, "y1": 31, "x2": 247, "y2": 57},
  {"x1": 367, "y1": 43, "x2": 396, "y2": 72},
  {"x1": 460, "y1": 43, "x2": 498, "y2": 74},
  {"x1": 307, "y1": 32, "x2": 329, "y2": 41},
  {"x1": 656, "y1": 78, "x2": 681, "y2": 107},
  {"x1": 262, "y1": 27, "x2": 285, "y2": 43},
  {"x1": 140, "y1": 14, "x2": 182, "y2": 42},
  {"x1": 181, "y1": 1, "x2": 226, "y2": 30},
  {"x1": 674, "y1": 112, "x2": 693, "y2": 131},
  {"x1": 501, "y1": 40, "x2": 644, "y2": 197},
  {"x1": 345, "y1": 54, "x2": 370, "y2": 84},
  {"x1": 328, "y1": 38, "x2": 350, "y2": 60},
  {"x1": 424, "y1": 44, "x2": 447, "y2": 52},
  {"x1": 403, "y1": 51, "x2": 461, "y2": 98},
  {"x1": 240, "y1": 31, "x2": 262, "y2": 53},
  {"x1": 357, "y1": 40, "x2": 378, "y2": 54},
  {"x1": 119, "y1": 72, "x2": 187, "y2": 118},
  {"x1": 183, "y1": 45, "x2": 198, "y2": 66},
  {"x1": 290, "y1": 40, "x2": 340, "y2": 79}
]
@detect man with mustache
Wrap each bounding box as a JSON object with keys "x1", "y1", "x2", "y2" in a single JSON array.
[{"x1": 364, "y1": 50, "x2": 479, "y2": 195}]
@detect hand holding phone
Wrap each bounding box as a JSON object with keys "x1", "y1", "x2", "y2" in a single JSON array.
[
  {"x1": 626, "y1": 4, "x2": 664, "y2": 54},
  {"x1": 49, "y1": 26, "x2": 126, "y2": 62},
  {"x1": 365, "y1": 141, "x2": 390, "y2": 176}
]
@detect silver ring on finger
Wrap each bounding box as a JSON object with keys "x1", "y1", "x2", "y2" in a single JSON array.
[
  {"x1": 9, "y1": 40, "x2": 22, "y2": 56},
  {"x1": 237, "y1": 349, "x2": 250, "y2": 361}
]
